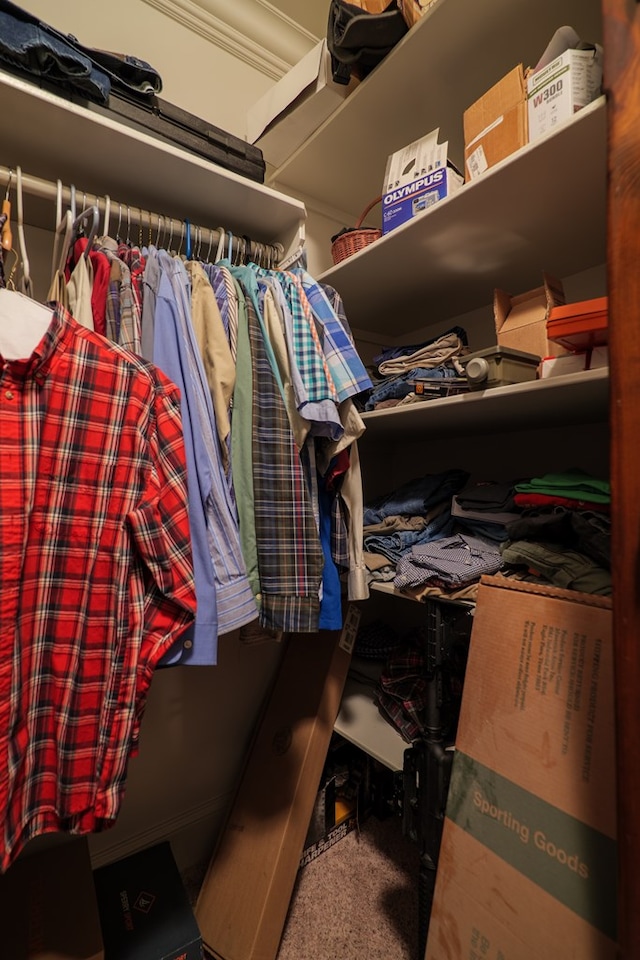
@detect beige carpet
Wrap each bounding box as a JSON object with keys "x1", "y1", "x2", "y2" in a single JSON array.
[{"x1": 276, "y1": 814, "x2": 421, "y2": 960}]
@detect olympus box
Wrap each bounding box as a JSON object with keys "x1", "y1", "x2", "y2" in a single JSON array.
[{"x1": 382, "y1": 128, "x2": 462, "y2": 235}]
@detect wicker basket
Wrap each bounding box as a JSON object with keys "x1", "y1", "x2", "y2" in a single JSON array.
[{"x1": 331, "y1": 196, "x2": 382, "y2": 265}]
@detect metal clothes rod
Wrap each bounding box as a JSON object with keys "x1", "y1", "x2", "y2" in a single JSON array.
[{"x1": 0, "y1": 163, "x2": 285, "y2": 268}]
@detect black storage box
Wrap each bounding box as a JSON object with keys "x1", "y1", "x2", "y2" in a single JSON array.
[
  {"x1": 106, "y1": 91, "x2": 266, "y2": 184},
  {"x1": 92, "y1": 841, "x2": 202, "y2": 960}
]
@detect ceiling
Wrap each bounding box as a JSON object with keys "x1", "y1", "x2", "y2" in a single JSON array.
[{"x1": 267, "y1": 0, "x2": 330, "y2": 41}]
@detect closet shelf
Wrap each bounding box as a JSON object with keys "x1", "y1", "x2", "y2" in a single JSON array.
[
  {"x1": 318, "y1": 96, "x2": 606, "y2": 336},
  {"x1": 359, "y1": 367, "x2": 609, "y2": 440},
  {"x1": 267, "y1": 0, "x2": 603, "y2": 220},
  {"x1": 334, "y1": 661, "x2": 407, "y2": 772},
  {"x1": 0, "y1": 70, "x2": 305, "y2": 255}
]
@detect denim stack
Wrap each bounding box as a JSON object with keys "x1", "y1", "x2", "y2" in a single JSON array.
[{"x1": 0, "y1": 0, "x2": 162, "y2": 104}]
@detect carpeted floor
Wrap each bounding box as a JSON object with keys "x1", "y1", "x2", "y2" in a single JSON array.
[{"x1": 276, "y1": 813, "x2": 421, "y2": 960}]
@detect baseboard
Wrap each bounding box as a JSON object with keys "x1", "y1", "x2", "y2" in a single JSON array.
[{"x1": 88, "y1": 793, "x2": 232, "y2": 872}]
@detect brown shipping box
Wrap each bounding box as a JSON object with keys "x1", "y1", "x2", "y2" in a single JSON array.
[
  {"x1": 464, "y1": 65, "x2": 528, "y2": 181},
  {"x1": 425, "y1": 577, "x2": 617, "y2": 960},
  {"x1": 0, "y1": 837, "x2": 104, "y2": 960},
  {"x1": 397, "y1": 0, "x2": 438, "y2": 29},
  {"x1": 494, "y1": 272, "x2": 568, "y2": 359},
  {"x1": 195, "y1": 610, "x2": 358, "y2": 960}
]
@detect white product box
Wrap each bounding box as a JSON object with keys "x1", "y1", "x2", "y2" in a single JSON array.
[
  {"x1": 246, "y1": 40, "x2": 357, "y2": 169},
  {"x1": 539, "y1": 352, "x2": 587, "y2": 378},
  {"x1": 527, "y1": 48, "x2": 602, "y2": 142},
  {"x1": 382, "y1": 128, "x2": 463, "y2": 235}
]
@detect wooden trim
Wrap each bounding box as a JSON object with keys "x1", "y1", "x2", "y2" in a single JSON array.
[{"x1": 603, "y1": 1, "x2": 640, "y2": 955}]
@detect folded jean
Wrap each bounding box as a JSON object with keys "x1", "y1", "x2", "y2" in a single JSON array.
[
  {"x1": 0, "y1": 1, "x2": 162, "y2": 101},
  {"x1": 365, "y1": 364, "x2": 460, "y2": 410},
  {"x1": 0, "y1": 7, "x2": 110, "y2": 102},
  {"x1": 363, "y1": 468, "x2": 469, "y2": 526},
  {"x1": 364, "y1": 509, "x2": 454, "y2": 564}
]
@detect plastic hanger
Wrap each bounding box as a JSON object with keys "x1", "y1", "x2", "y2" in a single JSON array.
[
  {"x1": 215, "y1": 227, "x2": 226, "y2": 263},
  {"x1": 2, "y1": 169, "x2": 13, "y2": 256},
  {"x1": 15, "y1": 167, "x2": 33, "y2": 297},
  {"x1": 102, "y1": 195, "x2": 111, "y2": 238},
  {"x1": 73, "y1": 203, "x2": 100, "y2": 260},
  {"x1": 50, "y1": 180, "x2": 74, "y2": 281}
]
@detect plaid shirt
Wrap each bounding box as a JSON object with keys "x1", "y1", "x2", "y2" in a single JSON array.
[{"x1": 0, "y1": 303, "x2": 196, "y2": 871}]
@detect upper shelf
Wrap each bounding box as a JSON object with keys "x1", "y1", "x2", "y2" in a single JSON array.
[
  {"x1": 359, "y1": 368, "x2": 609, "y2": 440},
  {"x1": 318, "y1": 96, "x2": 606, "y2": 336},
  {"x1": 0, "y1": 70, "x2": 305, "y2": 252},
  {"x1": 268, "y1": 0, "x2": 603, "y2": 220}
]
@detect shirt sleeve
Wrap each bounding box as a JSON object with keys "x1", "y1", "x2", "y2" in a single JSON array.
[{"x1": 126, "y1": 370, "x2": 197, "y2": 741}]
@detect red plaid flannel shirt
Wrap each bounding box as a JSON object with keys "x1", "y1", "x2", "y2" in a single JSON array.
[{"x1": 0, "y1": 304, "x2": 196, "y2": 871}]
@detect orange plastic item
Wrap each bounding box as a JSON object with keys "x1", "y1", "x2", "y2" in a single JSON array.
[{"x1": 546, "y1": 296, "x2": 608, "y2": 351}]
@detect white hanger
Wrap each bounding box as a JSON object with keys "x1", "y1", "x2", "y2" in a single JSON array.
[
  {"x1": 103, "y1": 195, "x2": 111, "y2": 238},
  {"x1": 50, "y1": 179, "x2": 74, "y2": 282},
  {"x1": 215, "y1": 227, "x2": 226, "y2": 263},
  {"x1": 15, "y1": 167, "x2": 33, "y2": 298}
]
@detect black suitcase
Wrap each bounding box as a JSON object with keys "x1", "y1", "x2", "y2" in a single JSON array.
[{"x1": 105, "y1": 90, "x2": 266, "y2": 185}]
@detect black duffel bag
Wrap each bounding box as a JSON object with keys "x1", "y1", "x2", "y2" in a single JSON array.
[{"x1": 327, "y1": 0, "x2": 408, "y2": 85}]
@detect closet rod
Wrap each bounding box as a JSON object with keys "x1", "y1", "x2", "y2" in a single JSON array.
[{"x1": 0, "y1": 164, "x2": 285, "y2": 267}]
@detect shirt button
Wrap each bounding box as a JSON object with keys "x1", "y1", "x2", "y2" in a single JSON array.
[
  {"x1": 5, "y1": 390, "x2": 14, "y2": 400},
  {"x1": 183, "y1": 639, "x2": 193, "y2": 649},
  {"x1": 255, "y1": 593, "x2": 262, "y2": 601}
]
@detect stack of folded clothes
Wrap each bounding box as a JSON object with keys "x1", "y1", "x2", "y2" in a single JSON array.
[{"x1": 0, "y1": 0, "x2": 162, "y2": 104}]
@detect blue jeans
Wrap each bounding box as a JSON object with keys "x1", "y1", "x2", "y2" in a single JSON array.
[
  {"x1": 0, "y1": 4, "x2": 110, "y2": 102},
  {"x1": 0, "y1": 0, "x2": 162, "y2": 102},
  {"x1": 365, "y1": 365, "x2": 460, "y2": 410},
  {"x1": 364, "y1": 468, "x2": 469, "y2": 526},
  {"x1": 365, "y1": 509, "x2": 455, "y2": 563}
]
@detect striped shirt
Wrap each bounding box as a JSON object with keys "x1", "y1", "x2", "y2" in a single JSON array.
[{"x1": 0, "y1": 303, "x2": 196, "y2": 871}]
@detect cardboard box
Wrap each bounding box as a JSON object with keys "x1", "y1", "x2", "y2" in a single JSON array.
[
  {"x1": 195, "y1": 611, "x2": 357, "y2": 960},
  {"x1": 92, "y1": 842, "x2": 202, "y2": 960},
  {"x1": 539, "y1": 352, "x2": 588, "y2": 378},
  {"x1": 425, "y1": 577, "x2": 616, "y2": 960},
  {"x1": 527, "y1": 49, "x2": 603, "y2": 143},
  {"x1": 382, "y1": 128, "x2": 463, "y2": 235},
  {"x1": 0, "y1": 837, "x2": 104, "y2": 960},
  {"x1": 464, "y1": 65, "x2": 528, "y2": 181},
  {"x1": 494, "y1": 273, "x2": 567, "y2": 359},
  {"x1": 246, "y1": 39, "x2": 357, "y2": 168},
  {"x1": 397, "y1": 0, "x2": 438, "y2": 29}
]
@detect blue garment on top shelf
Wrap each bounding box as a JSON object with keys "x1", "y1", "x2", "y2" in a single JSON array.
[
  {"x1": 363, "y1": 469, "x2": 469, "y2": 526},
  {"x1": 365, "y1": 365, "x2": 460, "y2": 410}
]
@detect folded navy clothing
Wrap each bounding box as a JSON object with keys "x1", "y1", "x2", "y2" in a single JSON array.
[
  {"x1": 455, "y1": 480, "x2": 520, "y2": 511},
  {"x1": 0, "y1": 5, "x2": 110, "y2": 102},
  {"x1": 0, "y1": 0, "x2": 162, "y2": 102},
  {"x1": 363, "y1": 468, "x2": 469, "y2": 526}
]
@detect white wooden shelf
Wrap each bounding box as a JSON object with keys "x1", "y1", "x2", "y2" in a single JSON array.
[
  {"x1": 318, "y1": 97, "x2": 606, "y2": 334},
  {"x1": 334, "y1": 660, "x2": 407, "y2": 772},
  {"x1": 0, "y1": 70, "x2": 306, "y2": 254},
  {"x1": 359, "y1": 368, "x2": 609, "y2": 440},
  {"x1": 269, "y1": 0, "x2": 603, "y2": 221}
]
